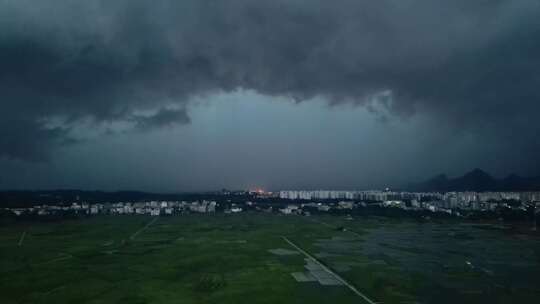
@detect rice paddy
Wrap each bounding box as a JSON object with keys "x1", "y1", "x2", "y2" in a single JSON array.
[{"x1": 1, "y1": 214, "x2": 539, "y2": 303}]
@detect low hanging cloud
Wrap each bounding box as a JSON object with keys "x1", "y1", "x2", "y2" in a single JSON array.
[
  {"x1": 1, "y1": 0, "x2": 540, "y2": 161},
  {"x1": 131, "y1": 107, "x2": 191, "y2": 131}
]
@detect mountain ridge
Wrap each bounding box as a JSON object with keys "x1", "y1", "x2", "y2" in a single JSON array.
[{"x1": 408, "y1": 168, "x2": 540, "y2": 192}]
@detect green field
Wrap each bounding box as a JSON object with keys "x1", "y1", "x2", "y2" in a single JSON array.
[{"x1": 1, "y1": 214, "x2": 539, "y2": 303}]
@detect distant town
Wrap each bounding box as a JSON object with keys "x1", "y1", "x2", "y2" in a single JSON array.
[{"x1": 2, "y1": 189, "x2": 540, "y2": 226}]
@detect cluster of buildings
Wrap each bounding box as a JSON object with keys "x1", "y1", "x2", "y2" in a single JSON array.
[
  {"x1": 7, "y1": 200, "x2": 218, "y2": 217},
  {"x1": 278, "y1": 201, "x2": 353, "y2": 215},
  {"x1": 280, "y1": 190, "x2": 540, "y2": 202},
  {"x1": 4, "y1": 190, "x2": 540, "y2": 219},
  {"x1": 279, "y1": 190, "x2": 443, "y2": 201},
  {"x1": 279, "y1": 190, "x2": 540, "y2": 213}
]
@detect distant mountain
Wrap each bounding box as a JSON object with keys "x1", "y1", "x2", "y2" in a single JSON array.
[{"x1": 409, "y1": 169, "x2": 540, "y2": 192}]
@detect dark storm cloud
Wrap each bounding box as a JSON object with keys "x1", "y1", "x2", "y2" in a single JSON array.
[
  {"x1": 1, "y1": 0, "x2": 540, "y2": 161},
  {"x1": 0, "y1": 116, "x2": 74, "y2": 161}
]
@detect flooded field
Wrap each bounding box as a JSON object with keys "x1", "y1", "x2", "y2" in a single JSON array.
[{"x1": 311, "y1": 217, "x2": 540, "y2": 303}]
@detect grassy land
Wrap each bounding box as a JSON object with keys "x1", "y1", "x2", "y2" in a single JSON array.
[{"x1": 1, "y1": 214, "x2": 539, "y2": 303}]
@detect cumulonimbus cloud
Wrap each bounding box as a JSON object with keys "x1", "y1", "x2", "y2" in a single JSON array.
[{"x1": 1, "y1": 0, "x2": 540, "y2": 160}]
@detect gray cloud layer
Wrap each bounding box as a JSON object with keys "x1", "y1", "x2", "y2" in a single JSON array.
[{"x1": 1, "y1": 0, "x2": 540, "y2": 165}]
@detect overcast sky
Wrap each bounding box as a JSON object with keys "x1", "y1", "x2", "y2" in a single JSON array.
[{"x1": 1, "y1": 0, "x2": 540, "y2": 191}]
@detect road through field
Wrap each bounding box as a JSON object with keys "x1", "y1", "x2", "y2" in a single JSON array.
[{"x1": 281, "y1": 236, "x2": 377, "y2": 304}]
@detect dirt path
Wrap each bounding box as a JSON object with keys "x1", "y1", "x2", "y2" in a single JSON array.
[
  {"x1": 310, "y1": 218, "x2": 363, "y2": 237},
  {"x1": 33, "y1": 253, "x2": 74, "y2": 266},
  {"x1": 17, "y1": 231, "x2": 27, "y2": 246},
  {"x1": 130, "y1": 217, "x2": 159, "y2": 240}
]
